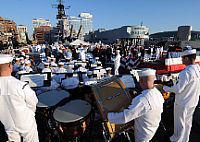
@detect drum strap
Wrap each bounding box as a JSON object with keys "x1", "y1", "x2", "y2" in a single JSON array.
[{"x1": 22, "y1": 82, "x2": 28, "y2": 89}]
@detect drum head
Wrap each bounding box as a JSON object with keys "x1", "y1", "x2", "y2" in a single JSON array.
[
  {"x1": 37, "y1": 90, "x2": 70, "y2": 107},
  {"x1": 53, "y1": 100, "x2": 91, "y2": 123}
]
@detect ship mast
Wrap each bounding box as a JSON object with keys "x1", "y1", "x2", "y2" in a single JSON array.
[{"x1": 52, "y1": 0, "x2": 70, "y2": 43}]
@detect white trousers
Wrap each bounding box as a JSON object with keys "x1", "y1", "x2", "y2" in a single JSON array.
[
  {"x1": 7, "y1": 120, "x2": 39, "y2": 142},
  {"x1": 114, "y1": 64, "x2": 120, "y2": 75},
  {"x1": 170, "y1": 104, "x2": 195, "y2": 142}
]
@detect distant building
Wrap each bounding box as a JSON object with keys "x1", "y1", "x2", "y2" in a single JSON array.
[
  {"x1": 150, "y1": 26, "x2": 195, "y2": 42},
  {"x1": 33, "y1": 26, "x2": 51, "y2": 44},
  {"x1": 32, "y1": 18, "x2": 51, "y2": 29},
  {"x1": 177, "y1": 26, "x2": 192, "y2": 41},
  {"x1": 68, "y1": 16, "x2": 81, "y2": 37},
  {"x1": 149, "y1": 25, "x2": 200, "y2": 48},
  {"x1": 17, "y1": 25, "x2": 28, "y2": 44},
  {"x1": 68, "y1": 13, "x2": 93, "y2": 37},
  {"x1": 0, "y1": 16, "x2": 18, "y2": 45},
  {"x1": 85, "y1": 25, "x2": 149, "y2": 45},
  {"x1": 79, "y1": 13, "x2": 93, "y2": 35},
  {"x1": 48, "y1": 27, "x2": 60, "y2": 44},
  {"x1": 32, "y1": 18, "x2": 52, "y2": 44}
]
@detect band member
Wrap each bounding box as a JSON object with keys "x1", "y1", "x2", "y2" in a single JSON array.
[
  {"x1": 106, "y1": 68, "x2": 164, "y2": 142},
  {"x1": 56, "y1": 62, "x2": 67, "y2": 73},
  {"x1": 113, "y1": 50, "x2": 121, "y2": 75},
  {"x1": 24, "y1": 60, "x2": 33, "y2": 73},
  {"x1": 0, "y1": 54, "x2": 39, "y2": 142},
  {"x1": 42, "y1": 62, "x2": 51, "y2": 73},
  {"x1": 163, "y1": 46, "x2": 200, "y2": 142},
  {"x1": 84, "y1": 71, "x2": 97, "y2": 85}
]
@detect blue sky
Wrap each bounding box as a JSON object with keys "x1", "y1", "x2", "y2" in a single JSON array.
[{"x1": 0, "y1": 0, "x2": 200, "y2": 35}]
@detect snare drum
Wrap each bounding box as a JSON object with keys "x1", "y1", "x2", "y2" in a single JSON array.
[
  {"x1": 36, "y1": 90, "x2": 70, "y2": 118},
  {"x1": 53, "y1": 100, "x2": 91, "y2": 140}
]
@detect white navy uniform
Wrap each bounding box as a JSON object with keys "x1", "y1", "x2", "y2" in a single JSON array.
[
  {"x1": 78, "y1": 48, "x2": 86, "y2": 61},
  {"x1": 163, "y1": 64, "x2": 200, "y2": 142},
  {"x1": 108, "y1": 87, "x2": 164, "y2": 142},
  {"x1": 0, "y1": 76, "x2": 39, "y2": 142},
  {"x1": 50, "y1": 62, "x2": 57, "y2": 67},
  {"x1": 56, "y1": 67, "x2": 67, "y2": 73},
  {"x1": 25, "y1": 66, "x2": 33, "y2": 73},
  {"x1": 42, "y1": 67, "x2": 52, "y2": 73},
  {"x1": 114, "y1": 53, "x2": 121, "y2": 75}
]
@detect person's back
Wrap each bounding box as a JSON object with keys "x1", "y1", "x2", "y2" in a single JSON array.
[
  {"x1": 0, "y1": 76, "x2": 38, "y2": 142},
  {"x1": 134, "y1": 88, "x2": 163, "y2": 141},
  {"x1": 163, "y1": 46, "x2": 200, "y2": 142},
  {"x1": 0, "y1": 54, "x2": 39, "y2": 142},
  {"x1": 173, "y1": 64, "x2": 200, "y2": 107}
]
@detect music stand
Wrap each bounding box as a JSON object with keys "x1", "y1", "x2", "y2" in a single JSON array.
[
  {"x1": 52, "y1": 72, "x2": 80, "y2": 84},
  {"x1": 19, "y1": 72, "x2": 51, "y2": 88},
  {"x1": 118, "y1": 74, "x2": 136, "y2": 89},
  {"x1": 52, "y1": 73, "x2": 67, "y2": 84}
]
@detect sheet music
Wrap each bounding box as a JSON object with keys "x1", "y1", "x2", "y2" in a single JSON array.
[
  {"x1": 120, "y1": 75, "x2": 135, "y2": 88},
  {"x1": 20, "y1": 74, "x2": 48, "y2": 87}
]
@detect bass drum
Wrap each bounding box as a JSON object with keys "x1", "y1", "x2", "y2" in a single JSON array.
[{"x1": 53, "y1": 100, "x2": 91, "y2": 141}]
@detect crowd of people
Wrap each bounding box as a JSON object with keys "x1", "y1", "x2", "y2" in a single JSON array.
[{"x1": 0, "y1": 43, "x2": 199, "y2": 142}]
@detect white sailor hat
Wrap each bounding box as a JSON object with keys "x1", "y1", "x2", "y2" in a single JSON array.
[
  {"x1": 66, "y1": 57, "x2": 71, "y2": 60},
  {"x1": 97, "y1": 61, "x2": 102, "y2": 65},
  {"x1": 15, "y1": 57, "x2": 20, "y2": 61},
  {"x1": 17, "y1": 70, "x2": 27, "y2": 74},
  {"x1": 106, "y1": 67, "x2": 112, "y2": 71},
  {"x1": 19, "y1": 57, "x2": 24, "y2": 60},
  {"x1": 138, "y1": 68, "x2": 156, "y2": 77},
  {"x1": 116, "y1": 49, "x2": 120, "y2": 53},
  {"x1": 25, "y1": 60, "x2": 31, "y2": 64},
  {"x1": 87, "y1": 71, "x2": 93, "y2": 75},
  {"x1": 181, "y1": 45, "x2": 196, "y2": 56},
  {"x1": 58, "y1": 62, "x2": 64, "y2": 66},
  {"x1": 0, "y1": 54, "x2": 13, "y2": 64},
  {"x1": 95, "y1": 66, "x2": 103, "y2": 69}
]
